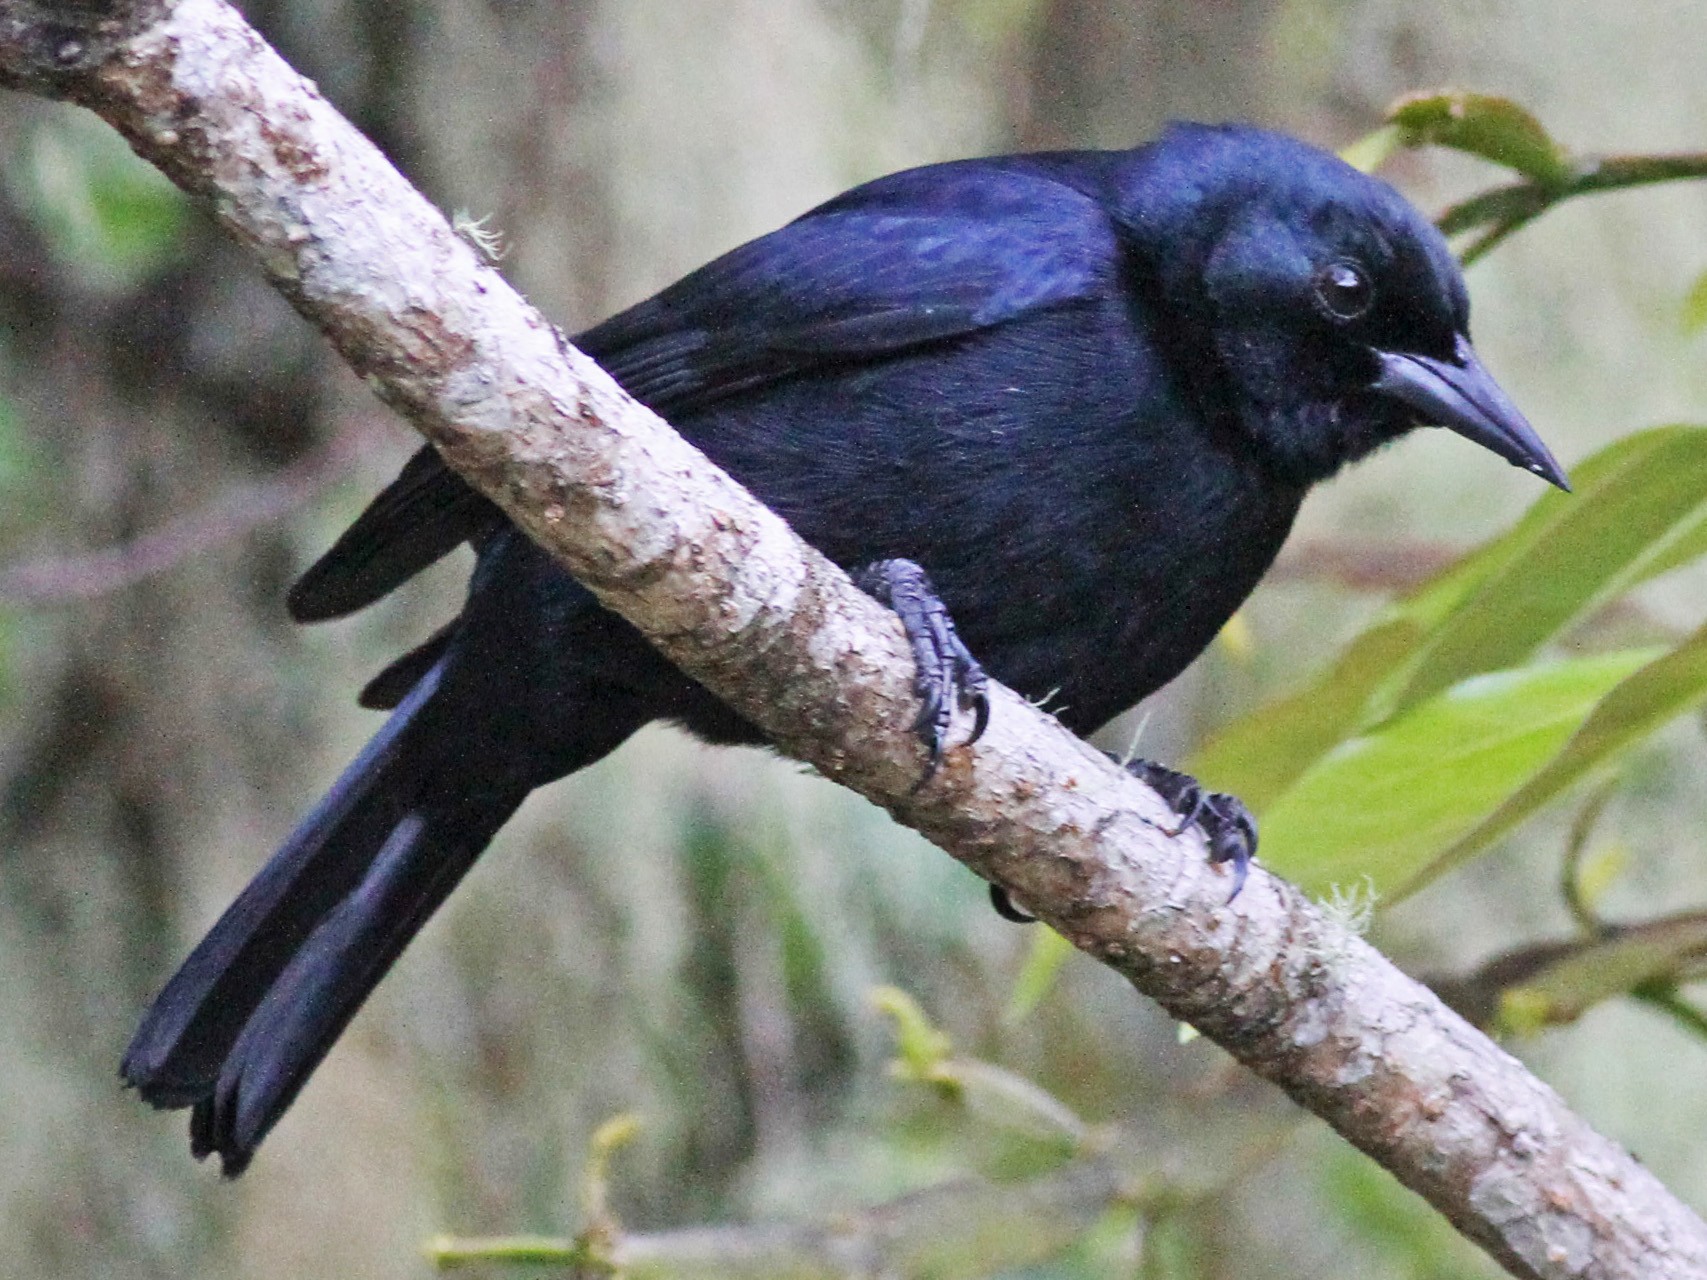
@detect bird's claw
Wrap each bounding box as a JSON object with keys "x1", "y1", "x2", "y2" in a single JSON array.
[
  {"x1": 1118, "y1": 758, "x2": 1257, "y2": 902},
  {"x1": 857, "y1": 558, "x2": 990, "y2": 776},
  {"x1": 989, "y1": 884, "x2": 1036, "y2": 923}
]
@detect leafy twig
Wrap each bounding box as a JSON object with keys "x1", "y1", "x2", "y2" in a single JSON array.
[{"x1": 1356, "y1": 90, "x2": 1707, "y2": 264}]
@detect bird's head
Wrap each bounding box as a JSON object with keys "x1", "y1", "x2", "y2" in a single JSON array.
[{"x1": 1116, "y1": 123, "x2": 1567, "y2": 491}]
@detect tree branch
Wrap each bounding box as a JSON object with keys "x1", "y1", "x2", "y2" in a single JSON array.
[{"x1": 2, "y1": 2, "x2": 1703, "y2": 1276}]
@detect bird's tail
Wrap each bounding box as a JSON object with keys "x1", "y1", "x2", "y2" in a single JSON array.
[{"x1": 120, "y1": 660, "x2": 531, "y2": 1175}]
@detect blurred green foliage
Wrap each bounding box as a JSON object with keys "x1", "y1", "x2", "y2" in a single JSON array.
[
  {"x1": 8, "y1": 110, "x2": 187, "y2": 289},
  {"x1": 1685, "y1": 272, "x2": 1707, "y2": 336},
  {"x1": 1323, "y1": 1146, "x2": 1503, "y2": 1280},
  {"x1": 1257, "y1": 647, "x2": 1657, "y2": 895},
  {"x1": 0, "y1": 388, "x2": 33, "y2": 698},
  {"x1": 1197, "y1": 426, "x2": 1707, "y2": 812}
]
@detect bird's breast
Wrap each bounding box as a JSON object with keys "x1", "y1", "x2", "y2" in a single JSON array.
[
  {"x1": 679, "y1": 297, "x2": 1305, "y2": 737},
  {"x1": 934, "y1": 436, "x2": 1303, "y2": 736}
]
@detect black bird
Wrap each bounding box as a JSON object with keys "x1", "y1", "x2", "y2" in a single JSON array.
[{"x1": 122, "y1": 123, "x2": 1568, "y2": 1173}]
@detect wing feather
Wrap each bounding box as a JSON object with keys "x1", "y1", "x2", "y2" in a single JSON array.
[{"x1": 289, "y1": 156, "x2": 1119, "y2": 621}]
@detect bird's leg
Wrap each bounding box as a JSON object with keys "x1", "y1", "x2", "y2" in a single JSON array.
[
  {"x1": 854, "y1": 558, "x2": 991, "y2": 771},
  {"x1": 986, "y1": 761, "x2": 1257, "y2": 924},
  {"x1": 1121, "y1": 758, "x2": 1257, "y2": 901}
]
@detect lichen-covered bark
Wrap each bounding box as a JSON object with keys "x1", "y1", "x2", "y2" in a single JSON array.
[{"x1": 2, "y1": 2, "x2": 1703, "y2": 1276}]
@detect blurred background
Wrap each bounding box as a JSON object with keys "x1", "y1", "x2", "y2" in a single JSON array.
[{"x1": 2, "y1": 2, "x2": 1706, "y2": 1276}]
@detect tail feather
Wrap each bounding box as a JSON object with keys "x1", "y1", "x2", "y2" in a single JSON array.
[
  {"x1": 120, "y1": 665, "x2": 446, "y2": 1106},
  {"x1": 192, "y1": 796, "x2": 522, "y2": 1174},
  {"x1": 358, "y1": 621, "x2": 457, "y2": 710},
  {"x1": 122, "y1": 658, "x2": 521, "y2": 1173},
  {"x1": 125, "y1": 611, "x2": 652, "y2": 1173}
]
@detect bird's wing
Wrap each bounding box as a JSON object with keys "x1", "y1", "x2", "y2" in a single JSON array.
[
  {"x1": 287, "y1": 445, "x2": 503, "y2": 622},
  {"x1": 287, "y1": 159, "x2": 1117, "y2": 623},
  {"x1": 581, "y1": 159, "x2": 1117, "y2": 412}
]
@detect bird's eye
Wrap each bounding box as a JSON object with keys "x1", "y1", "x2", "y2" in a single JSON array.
[{"x1": 1313, "y1": 260, "x2": 1374, "y2": 321}]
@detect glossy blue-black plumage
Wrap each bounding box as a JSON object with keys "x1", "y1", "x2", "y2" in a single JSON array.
[{"x1": 123, "y1": 124, "x2": 1560, "y2": 1173}]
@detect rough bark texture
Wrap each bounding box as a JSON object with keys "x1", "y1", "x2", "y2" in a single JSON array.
[{"x1": 1, "y1": 2, "x2": 1704, "y2": 1277}]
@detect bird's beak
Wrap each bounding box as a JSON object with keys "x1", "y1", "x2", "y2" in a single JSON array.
[{"x1": 1371, "y1": 334, "x2": 1570, "y2": 491}]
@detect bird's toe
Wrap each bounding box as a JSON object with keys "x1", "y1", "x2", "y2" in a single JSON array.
[
  {"x1": 857, "y1": 557, "x2": 990, "y2": 775},
  {"x1": 1117, "y1": 757, "x2": 1257, "y2": 901}
]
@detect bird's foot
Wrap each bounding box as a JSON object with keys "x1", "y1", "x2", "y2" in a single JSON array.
[
  {"x1": 987, "y1": 761, "x2": 1257, "y2": 924},
  {"x1": 856, "y1": 558, "x2": 990, "y2": 772},
  {"x1": 989, "y1": 883, "x2": 1035, "y2": 923},
  {"x1": 1118, "y1": 758, "x2": 1257, "y2": 901}
]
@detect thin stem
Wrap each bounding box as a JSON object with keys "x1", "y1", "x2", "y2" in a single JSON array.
[
  {"x1": 425, "y1": 1234, "x2": 600, "y2": 1270},
  {"x1": 1561, "y1": 783, "x2": 1618, "y2": 934},
  {"x1": 1632, "y1": 983, "x2": 1707, "y2": 1043},
  {"x1": 1438, "y1": 152, "x2": 1707, "y2": 264}
]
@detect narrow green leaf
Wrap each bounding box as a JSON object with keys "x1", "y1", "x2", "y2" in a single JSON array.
[
  {"x1": 1389, "y1": 426, "x2": 1707, "y2": 714},
  {"x1": 1005, "y1": 926, "x2": 1075, "y2": 1025},
  {"x1": 1440, "y1": 913, "x2": 1707, "y2": 1035},
  {"x1": 1685, "y1": 270, "x2": 1707, "y2": 335},
  {"x1": 1258, "y1": 651, "x2": 1657, "y2": 898},
  {"x1": 1387, "y1": 91, "x2": 1573, "y2": 185},
  {"x1": 1194, "y1": 426, "x2": 1707, "y2": 807},
  {"x1": 426, "y1": 1233, "x2": 583, "y2": 1268},
  {"x1": 1425, "y1": 620, "x2": 1707, "y2": 884},
  {"x1": 871, "y1": 986, "x2": 953, "y2": 1078},
  {"x1": 1339, "y1": 125, "x2": 1406, "y2": 174}
]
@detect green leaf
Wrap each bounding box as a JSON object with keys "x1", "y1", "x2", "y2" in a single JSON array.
[
  {"x1": 1004, "y1": 926, "x2": 1074, "y2": 1024},
  {"x1": 1339, "y1": 124, "x2": 1406, "y2": 174},
  {"x1": 1387, "y1": 91, "x2": 1573, "y2": 185},
  {"x1": 1685, "y1": 270, "x2": 1707, "y2": 335},
  {"x1": 1432, "y1": 913, "x2": 1707, "y2": 1035},
  {"x1": 1426, "y1": 620, "x2": 1707, "y2": 883},
  {"x1": 1386, "y1": 425, "x2": 1707, "y2": 714},
  {"x1": 1193, "y1": 426, "x2": 1707, "y2": 807},
  {"x1": 12, "y1": 114, "x2": 187, "y2": 287},
  {"x1": 1258, "y1": 650, "x2": 1658, "y2": 898},
  {"x1": 871, "y1": 986, "x2": 954, "y2": 1079}
]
